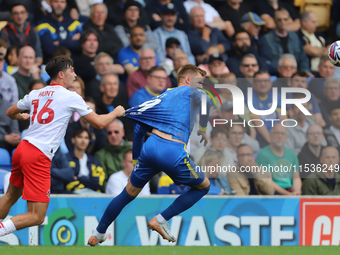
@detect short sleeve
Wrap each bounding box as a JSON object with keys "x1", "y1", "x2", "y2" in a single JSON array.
[
  {"x1": 17, "y1": 94, "x2": 31, "y2": 111},
  {"x1": 69, "y1": 93, "x2": 93, "y2": 116}
]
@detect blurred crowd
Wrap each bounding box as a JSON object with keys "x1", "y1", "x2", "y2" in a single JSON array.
[{"x1": 1, "y1": 0, "x2": 340, "y2": 196}]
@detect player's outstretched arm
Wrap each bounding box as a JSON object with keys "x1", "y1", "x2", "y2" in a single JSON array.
[
  {"x1": 82, "y1": 105, "x2": 125, "y2": 130},
  {"x1": 6, "y1": 104, "x2": 30, "y2": 121}
]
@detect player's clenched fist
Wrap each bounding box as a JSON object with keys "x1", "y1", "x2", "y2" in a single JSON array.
[{"x1": 114, "y1": 105, "x2": 126, "y2": 117}]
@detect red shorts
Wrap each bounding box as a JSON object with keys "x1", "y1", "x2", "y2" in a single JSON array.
[{"x1": 10, "y1": 140, "x2": 51, "y2": 203}]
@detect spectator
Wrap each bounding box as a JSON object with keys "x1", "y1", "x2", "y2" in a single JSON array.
[
  {"x1": 83, "y1": 3, "x2": 124, "y2": 61},
  {"x1": 12, "y1": 46, "x2": 40, "y2": 99},
  {"x1": 106, "y1": 149, "x2": 150, "y2": 195},
  {"x1": 240, "y1": 12, "x2": 276, "y2": 74},
  {"x1": 227, "y1": 28, "x2": 265, "y2": 78},
  {"x1": 104, "y1": 0, "x2": 150, "y2": 27},
  {"x1": 286, "y1": 71, "x2": 325, "y2": 127},
  {"x1": 128, "y1": 66, "x2": 167, "y2": 107},
  {"x1": 206, "y1": 53, "x2": 229, "y2": 84},
  {"x1": 183, "y1": 0, "x2": 234, "y2": 37},
  {"x1": 272, "y1": 54, "x2": 297, "y2": 91},
  {"x1": 0, "y1": 83, "x2": 20, "y2": 154},
  {"x1": 161, "y1": 37, "x2": 181, "y2": 76},
  {"x1": 153, "y1": 3, "x2": 195, "y2": 65},
  {"x1": 298, "y1": 124, "x2": 325, "y2": 179},
  {"x1": 320, "y1": 78, "x2": 340, "y2": 127},
  {"x1": 73, "y1": 29, "x2": 99, "y2": 84},
  {"x1": 4, "y1": 44, "x2": 21, "y2": 75},
  {"x1": 249, "y1": 71, "x2": 286, "y2": 147},
  {"x1": 323, "y1": 101, "x2": 340, "y2": 151},
  {"x1": 66, "y1": 127, "x2": 105, "y2": 193},
  {"x1": 50, "y1": 148, "x2": 75, "y2": 194},
  {"x1": 169, "y1": 49, "x2": 190, "y2": 87},
  {"x1": 238, "y1": 54, "x2": 259, "y2": 94},
  {"x1": 187, "y1": 6, "x2": 231, "y2": 65},
  {"x1": 146, "y1": 0, "x2": 190, "y2": 31},
  {"x1": 198, "y1": 148, "x2": 232, "y2": 195},
  {"x1": 255, "y1": 0, "x2": 300, "y2": 32},
  {"x1": 65, "y1": 97, "x2": 107, "y2": 155},
  {"x1": 157, "y1": 174, "x2": 190, "y2": 194},
  {"x1": 228, "y1": 144, "x2": 275, "y2": 195},
  {"x1": 225, "y1": 125, "x2": 246, "y2": 163},
  {"x1": 302, "y1": 146, "x2": 340, "y2": 195},
  {"x1": 308, "y1": 56, "x2": 335, "y2": 102},
  {"x1": 95, "y1": 73, "x2": 132, "y2": 140},
  {"x1": 114, "y1": 1, "x2": 158, "y2": 51},
  {"x1": 117, "y1": 25, "x2": 147, "y2": 75},
  {"x1": 95, "y1": 120, "x2": 132, "y2": 189},
  {"x1": 69, "y1": 76, "x2": 85, "y2": 98},
  {"x1": 36, "y1": 0, "x2": 82, "y2": 62},
  {"x1": 193, "y1": 126, "x2": 234, "y2": 167},
  {"x1": 299, "y1": 11, "x2": 329, "y2": 73},
  {"x1": 256, "y1": 124, "x2": 302, "y2": 195},
  {"x1": 262, "y1": 8, "x2": 309, "y2": 73},
  {"x1": 0, "y1": 41, "x2": 19, "y2": 105},
  {"x1": 217, "y1": 0, "x2": 251, "y2": 33},
  {"x1": 126, "y1": 47, "x2": 171, "y2": 98},
  {"x1": 285, "y1": 101, "x2": 318, "y2": 154},
  {"x1": 0, "y1": 4, "x2": 43, "y2": 65}
]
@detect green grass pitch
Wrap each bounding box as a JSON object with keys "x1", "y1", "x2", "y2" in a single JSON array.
[{"x1": 1, "y1": 246, "x2": 340, "y2": 255}]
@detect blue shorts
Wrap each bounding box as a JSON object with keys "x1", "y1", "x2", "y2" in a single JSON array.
[{"x1": 130, "y1": 134, "x2": 205, "y2": 188}]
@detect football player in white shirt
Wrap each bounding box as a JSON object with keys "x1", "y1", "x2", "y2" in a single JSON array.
[{"x1": 0, "y1": 56, "x2": 125, "y2": 237}]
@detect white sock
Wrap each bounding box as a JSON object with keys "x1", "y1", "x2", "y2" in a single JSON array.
[
  {"x1": 156, "y1": 214, "x2": 167, "y2": 224},
  {"x1": 93, "y1": 229, "x2": 105, "y2": 239},
  {"x1": 0, "y1": 219, "x2": 16, "y2": 237}
]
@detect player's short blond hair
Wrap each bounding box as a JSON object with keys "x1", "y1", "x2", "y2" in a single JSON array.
[{"x1": 177, "y1": 64, "x2": 206, "y2": 85}]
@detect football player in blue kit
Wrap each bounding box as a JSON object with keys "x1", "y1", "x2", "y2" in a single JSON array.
[{"x1": 88, "y1": 64, "x2": 212, "y2": 245}]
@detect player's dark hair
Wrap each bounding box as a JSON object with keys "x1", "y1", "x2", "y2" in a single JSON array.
[
  {"x1": 123, "y1": 149, "x2": 133, "y2": 159},
  {"x1": 72, "y1": 127, "x2": 90, "y2": 138},
  {"x1": 327, "y1": 100, "x2": 340, "y2": 115},
  {"x1": 210, "y1": 126, "x2": 228, "y2": 139},
  {"x1": 291, "y1": 71, "x2": 308, "y2": 78},
  {"x1": 45, "y1": 56, "x2": 73, "y2": 80},
  {"x1": 148, "y1": 66, "x2": 166, "y2": 76},
  {"x1": 177, "y1": 64, "x2": 206, "y2": 84},
  {"x1": 79, "y1": 28, "x2": 100, "y2": 47}
]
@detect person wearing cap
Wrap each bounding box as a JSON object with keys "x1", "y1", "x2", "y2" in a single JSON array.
[
  {"x1": 226, "y1": 28, "x2": 265, "y2": 78},
  {"x1": 254, "y1": 0, "x2": 300, "y2": 32},
  {"x1": 153, "y1": 3, "x2": 195, "y2": 65},
  {"x1": 217, "y1": 0, "x2": 251, "y2": 32},
  {"x1": 206, "y1": 53, "x2": 229, "y2": 85},
  {"x1": 240, "y1": 12, "x2": 276, "y2": 75},
  {"x1": 298, "y1": 11, "x2": 329, "y2": 73},
  {"x1": 83, "y1": 3, "x2": 123, "y2": 61},
  {"x1": 146, "y1": 0, "x2": 190, "y2": 32},
  {"x1": 263, "y1": 8, "x2": 310, "y2": 73},
  {"x1": 0, "y1": 37, "x2": 19, "y2": 106},
  {"x1": 114, "y1": 1, "x2": 158, "y2": 52},
  {"x1": 188, "y1": 6, "x2": 231, "y2": 65},
  {"x1": 0, "y1": 4, "x2": 43, "y2": 66},
  {"x1": 183, "y1": 0, "x2": 234, "y2": 38},
  {"x1": 161, "y1": 38, "x2": 181, "y2": 75}
]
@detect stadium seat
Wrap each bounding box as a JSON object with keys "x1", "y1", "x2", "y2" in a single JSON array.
[
  {"x1": 298, "y1": 0, "x2": 332, "y2": 32},
  {"x1": 0, "y1": 169, "x2": 8, "y2": 194},
  {"x1": 0, "y1": 148, "x2": 11, "y2": 165}
]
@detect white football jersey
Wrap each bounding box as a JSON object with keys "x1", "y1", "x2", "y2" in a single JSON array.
[{"x1": 17, "y1": 84, "x2": 93, "y2": 160}]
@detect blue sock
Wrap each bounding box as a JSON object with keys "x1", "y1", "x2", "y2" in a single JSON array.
[
  {"x1": 97, "y1": 188, "x2": 135, "y2": 233},
  {"x1": 161, "y1": 186, "x2": 210, "y2": 221}
]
